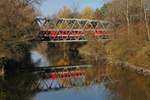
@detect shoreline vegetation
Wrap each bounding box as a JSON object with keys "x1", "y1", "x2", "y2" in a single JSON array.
[
  {"x1": 78, "y1": 0, "x2": 150, "y2": 76},
  {"x1": 0, "y1": 0, "x2": 150, "y2": 76},
  {"x1": 0, "y1": 1, "x2": 150, "y2": 99}
]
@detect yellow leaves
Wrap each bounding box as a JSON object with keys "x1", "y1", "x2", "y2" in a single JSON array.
[
  {"x1": 56, "y1": 58, "x2": 69, "y2": 66},
  {"x1": 57, "y1": 6, "x2": 73, "y2": 18},
  {"x1": 81, "y1": 6, "x2": 94, "y2": 19},
  {"x1": 0, "y1": 0, "x2": 38, "y2": 60},
  {"x1": 57, "y1": 23, "x2": 68, "y2": 29},
  {"x1": 129, "y1": 46, "x2": 150, "y2": 68},
  {"x1": 16, "y1": 6, "x2": 34, "y2": 29},
  {"x1": 107, "y1": 24, "x2": 150, "y2": 69}
]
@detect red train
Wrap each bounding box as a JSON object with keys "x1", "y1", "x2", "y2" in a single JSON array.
[
  {"x1": 38, "y1": 29, "x2": 111, "y2": 40},
  {"x1": 48, "y1": 71, "x2": 83, "y2": 80}
]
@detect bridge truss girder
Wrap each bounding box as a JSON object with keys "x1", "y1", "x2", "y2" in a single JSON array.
[
  {"x1": 36, "y1": 18, "x2": 113, "y2": 42},
  {"x1": 36, "y1": 18, "x2": 112, "y2": 29},
  {"x1": 31, "y1": 67, "x2": 114, "y2": 92},
  {"x1": 33, "y1": 73, "x2": 114, "y2": 92}
]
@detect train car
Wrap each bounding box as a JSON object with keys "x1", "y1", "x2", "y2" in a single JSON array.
[
  {"x1": 38, "y1": 28, "x2": 112, "y2": 41},
  {"x1": 49, "y1": 71, "x2": 83, "y2": 80}
]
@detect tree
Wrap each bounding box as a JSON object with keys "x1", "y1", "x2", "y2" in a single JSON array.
[
  {"x1": 106, "y1": 0, "x2": 150, "y2": 69},
  {"x1": 70, "y1": 2, "x2": 80, "y2": 18},
  {"x1": 0, "y1": 0, "x2": 39, "y2": 65},
  {"x1": 142, "y1": 0, "x2": 150, "y2": 41},
  {"x1": 94, "y1": 3, "x2": 111, "y2": 20},
  {"x1": 81, "y1": 6, "x2": 94, "y2": 19},
  {"x1": 57, "y1": 6, "x2": 73, "y2": 18},
  {"x1": 108, "y1": 0, "x2": 127, "y2": 27},
  {"x1": 126, "y1": 0, "x2": 130, "y2": 34},
  {"x1": 94, "y1": 8, "x2": 103, "y2": 20}
]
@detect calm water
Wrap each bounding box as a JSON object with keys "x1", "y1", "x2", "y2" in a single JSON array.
[
  {"x1": 34, "y1": 84, "x2": 115, "y2": 100},
  {"x1": 1, "y1": 67, "x2": 150, "y2": 100},
  {"x1": 1, "y1": 50, "x2": 150, "y2": 100}
]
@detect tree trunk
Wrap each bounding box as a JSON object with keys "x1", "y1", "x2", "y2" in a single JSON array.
[
  {"x1": 144, "y1": 8, "x2": 150, "y2": 41},
  {"x1": 126, "y1": 0, "x2": 130, "y2": 34}
]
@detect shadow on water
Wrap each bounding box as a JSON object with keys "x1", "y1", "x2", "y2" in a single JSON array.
[{"x1": 0, "y1": 73, "x2": 38, "y2": 100}]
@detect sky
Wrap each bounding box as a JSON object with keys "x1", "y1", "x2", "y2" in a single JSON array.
[{"x1": 39, "y1": 0, "x2": 109, "y2": 17}]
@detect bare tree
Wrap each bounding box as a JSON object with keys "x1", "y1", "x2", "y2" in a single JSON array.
[
  {"x1": 0, "y1": 0, "x2": 39, "y2": 60},
  {"x1": 143, "y1": 0, "x2": 150, "y2": 41},
  {"x1": 126, "y1": 0, "x2": 130, "y2": 34}
]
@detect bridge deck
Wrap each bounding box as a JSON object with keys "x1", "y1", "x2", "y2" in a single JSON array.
[
  {"x1": 21, "y1": 64, "x2": 92, "y2": 73},
  {"x1": 40, "y1": 38, "x2": 111, "y2": 43}
]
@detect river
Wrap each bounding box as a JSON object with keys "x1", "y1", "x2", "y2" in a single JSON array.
[
  {"x1": 0, "y1": 48, "x2": 150, "y2": 100},
  {"x1": 34, "y1": 84, "x2": 116, "y2": 100}
]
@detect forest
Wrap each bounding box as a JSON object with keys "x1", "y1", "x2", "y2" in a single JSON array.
[
  {"x1": 0, "y1": 0, "x2": 150, "y2": 74},
  {"x1": 0, "y1": 0, "x2": 150, "y2": 100}
]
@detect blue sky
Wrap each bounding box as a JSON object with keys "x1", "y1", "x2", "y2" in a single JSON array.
[{"x1": 39, "y1": 0, "x2": 108, "y2": 17}]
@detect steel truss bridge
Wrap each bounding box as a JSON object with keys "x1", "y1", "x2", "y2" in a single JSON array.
[
  {"x1": 26, "y1": 64, "x2": 114, "y2": 92},
  {"x1": 36, "y1": 18, "x2": 113, "y2": 42}
]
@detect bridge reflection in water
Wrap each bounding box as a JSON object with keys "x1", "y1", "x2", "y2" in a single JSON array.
[
  {"x1": 0, "y1": 65, "x2": 114, "y2": 100},
  {"x1": 31, "y1": 64, "x2": 113, "y2": 92},
  {"x1": 2, "y1": 64, "x2": 150, "y2": 100}
]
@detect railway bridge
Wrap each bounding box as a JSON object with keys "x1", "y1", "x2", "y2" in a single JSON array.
[
  {"x1": 23, "y1": 18, "x2": 113, "y2": 89},
  {"x1": 36, "y1": 18, "x2": 113, "y2": 42},
  {"x1": 1, "y1": 18, "x2": 114, "y2": 93}
]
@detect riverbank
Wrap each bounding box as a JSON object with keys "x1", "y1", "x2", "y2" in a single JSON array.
[
  {"x1": 109, "y1": 58, "x2": 150, "y2": 76},
  {"x1": 79, "y1": 44, "x2": 150, "y2": 76}
]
